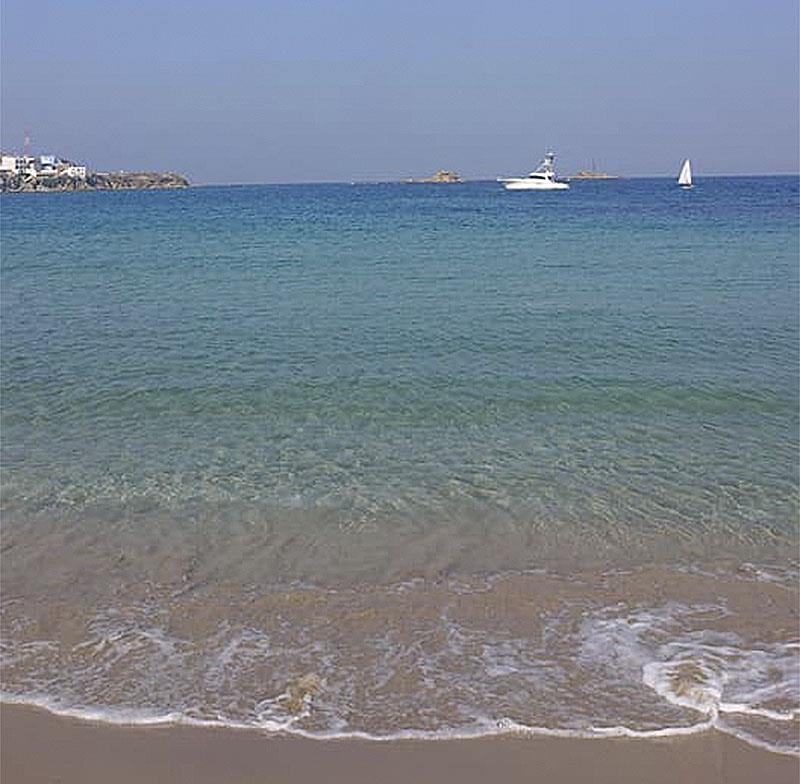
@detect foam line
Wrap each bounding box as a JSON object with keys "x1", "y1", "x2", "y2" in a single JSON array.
[
  {"x1": 718, "y1": 702, "x2": 800, "y2": 722},
  {"x1": 0, "y1": 693, "x2": 726, "y2": 744},
  {"x1": 4, "y1": 692, "x2": 798, "y2": 757}
]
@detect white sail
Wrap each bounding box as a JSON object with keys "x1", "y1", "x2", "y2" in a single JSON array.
[{"x1": 678, "y1": 159, "x2": 692, "y2": 187}]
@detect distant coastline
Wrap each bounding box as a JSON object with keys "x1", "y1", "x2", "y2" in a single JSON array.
[{"x1": 1, "y1": 150, "x2": 189, "y2": 192}]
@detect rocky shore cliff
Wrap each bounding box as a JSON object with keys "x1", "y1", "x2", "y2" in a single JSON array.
[
  {"x1": 404, "y1": 170, "x2": 462, "y2": 183},
  {"x1": 1, "y1": 171, "x2": 189, "y2": 193}
]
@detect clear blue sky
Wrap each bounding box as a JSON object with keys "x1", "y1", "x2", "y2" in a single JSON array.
[{"x1": 2, "y1": 0, "x2": 798, "y2": 183}]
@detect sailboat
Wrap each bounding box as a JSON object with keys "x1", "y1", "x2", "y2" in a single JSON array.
[{"x1": 678, "y1": 159, "x2": 692, "y2": 188}]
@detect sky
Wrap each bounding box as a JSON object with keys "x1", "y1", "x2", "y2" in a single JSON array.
[{"x1": 2, "y1": 0, "x2": 798, "y2": 183}]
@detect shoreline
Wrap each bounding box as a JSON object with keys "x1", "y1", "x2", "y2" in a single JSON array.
[
  {"x1": 2, "y1": 703, "x2": 798, "y2": 784},
  {"x1": 3, "y1": 560, "x2": 797, "y2": 754}
]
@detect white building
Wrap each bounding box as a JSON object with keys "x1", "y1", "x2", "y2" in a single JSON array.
[
  {"x1": 62, "y1": 165, "x2": 87, "y2": 179},
  {"x1": 38, "y1": 155, "x2": 58, "y2": 176},
  {"x1": 17, "y1": 156, "x2": 38, "y2": 177},
  {"x1": 0, "y1": 150, "x2": 89, "y2": 181}
]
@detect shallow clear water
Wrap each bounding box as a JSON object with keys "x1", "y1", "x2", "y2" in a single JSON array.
[{"x1": 1, "y1": 178, "x2": 798, "y2": 752}]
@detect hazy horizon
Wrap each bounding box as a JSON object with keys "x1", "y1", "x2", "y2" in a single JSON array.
[{"x1": 2, "y1": 0, "x2": 798, "y2": 184}]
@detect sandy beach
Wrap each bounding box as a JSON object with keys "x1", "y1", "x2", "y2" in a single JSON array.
[{"x1": 1, "y1": 703, "x2": 797, "y2": 784}]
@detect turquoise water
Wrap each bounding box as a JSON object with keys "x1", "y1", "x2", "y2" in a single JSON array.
[
  {"x1": 2, "y1": 178, "x2": 797, "y2": 574},
  {"x1": 1, "y1": 177, "x2": 798, "y2": 750}
]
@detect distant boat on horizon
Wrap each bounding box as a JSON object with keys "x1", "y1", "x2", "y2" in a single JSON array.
[
  {"x1": 566, "y1": 158, "x2": 619, "y2": 181},
  {"x1": 678, "y1": 159, "x2": 693, "y2": 188},
  {"x1": 565, "y1": 170, "x2": 620, "y2": 181},
  {"x1": 498, "y1": 151, "x2": 569, "y2": 191}
]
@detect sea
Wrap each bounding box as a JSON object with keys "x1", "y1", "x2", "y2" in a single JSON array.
[{"x1": 1, "y1": 177, "x2": 798, "y2": 754}]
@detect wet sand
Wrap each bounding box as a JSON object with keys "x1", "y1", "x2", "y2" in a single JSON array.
[{"x1": 2, "y1": 703, "x2": 797, "y2": 784}]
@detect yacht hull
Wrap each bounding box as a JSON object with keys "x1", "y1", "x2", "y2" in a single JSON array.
[{"x1": 503, "y1": 180, "x2": 569, "y2": 191}]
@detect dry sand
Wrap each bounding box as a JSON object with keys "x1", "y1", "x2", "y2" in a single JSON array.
[{"x1": 1, "y1": 703, "x2": 798, "y2": 784}]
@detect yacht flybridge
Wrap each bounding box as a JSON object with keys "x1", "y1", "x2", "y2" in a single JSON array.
[{"x1": 498, "y1": 151, "x2": 569, "y2": 191}]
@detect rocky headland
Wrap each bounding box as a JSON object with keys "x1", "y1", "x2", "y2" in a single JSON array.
[{"x1": 1, "y1": 171, "x2": 189, "y2": 193}]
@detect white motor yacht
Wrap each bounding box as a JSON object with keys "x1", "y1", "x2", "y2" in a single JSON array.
[{"x1": 498, "y1": 151, "x2": 569, "y2": 191}]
